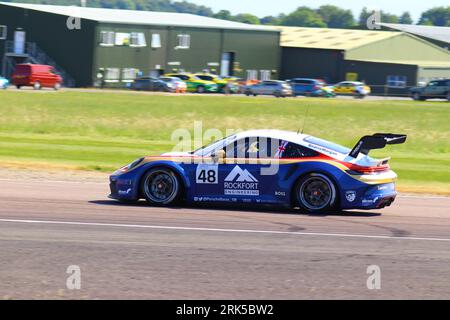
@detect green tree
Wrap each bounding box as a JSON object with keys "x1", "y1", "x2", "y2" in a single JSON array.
[
  {"x1": 281, "y1": 6, "x2": 326, "y2": 27},
  {"x1": 317, "y1": 5, "x2": 355, "y2": 28},
  {"x1": 260, "y1": 15, "x2": 281, "y2": 25},
  {"x1": 419, "y1": 6, "x2": 450, "y2": 26},
  {"x1": 399, "y1": 12, "x2": 413, "y2": 24},
  {"x1": 214, "y1": 10, "x2": 234, "y2": 21},
  {"x1": 358, "y1": 7, "x2": 371, "y2": 26},
  {"x1": 234, "y1": 13, "x2": 260, "y2": 24},
  {"x1": 382, "y1": 12, "x2": 399, "y2": 23}
]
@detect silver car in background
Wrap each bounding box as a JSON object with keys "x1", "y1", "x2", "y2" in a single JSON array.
[{"x1": 245, "y1": 80, "x2": 293, "y2": 98}]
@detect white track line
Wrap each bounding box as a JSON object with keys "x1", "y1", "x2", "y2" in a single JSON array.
[{"x1": 1, "y1": 218, "x2": 450, "y2": 242}]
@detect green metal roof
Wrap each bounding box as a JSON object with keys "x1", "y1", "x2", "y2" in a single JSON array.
[
  {"x1": 0, "y1": 2, "x2": 278, "y2": 32},
  {"x1": 347, "y1": 58, "x2": 450, "y2": 68},
  {"x1": 275, "y1": 26, "x2": 401, "y2": 50}
]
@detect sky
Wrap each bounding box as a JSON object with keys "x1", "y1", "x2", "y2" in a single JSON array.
[{"x1": 189, "y1": 0, "x2": 448, "y2": 22}]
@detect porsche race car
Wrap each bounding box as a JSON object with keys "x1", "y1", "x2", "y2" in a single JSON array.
[{"x1": 109, "y1": 130, "x2": 406, "y2": 213}]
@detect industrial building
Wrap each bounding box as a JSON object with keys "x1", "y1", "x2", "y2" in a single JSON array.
[
  {"x1": 278, "y1": 26, "x2": 450, "y2": 94},
  {"x1": 0, "y1": 2, "x2": 281, "y2": 87}
]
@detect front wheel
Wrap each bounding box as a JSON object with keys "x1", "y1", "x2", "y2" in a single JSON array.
[
  {"x1": 295, "y1": 173, "x2": 337, "y2": 213},
  {"x1": 141, "y1": 168, "x2": 181, "y2": 206},
  {"x1": 412, "y1": 92, "x2": 424, "y2": 101},
  {"x1": 196, "y1": 86, "x2": 206, "y2": 94}
]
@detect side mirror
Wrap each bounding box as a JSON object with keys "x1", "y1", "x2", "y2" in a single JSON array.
[{"x1": 211, "y1": 149, "x2": 226, "y2": 162}]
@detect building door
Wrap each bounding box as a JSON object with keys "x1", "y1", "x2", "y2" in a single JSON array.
[
  {"x1": 220, "y1": 52, "x2": 235, "y2": 77},
  {"x1": 14, "y1": 30, "x2": 26, "y2": 54}
]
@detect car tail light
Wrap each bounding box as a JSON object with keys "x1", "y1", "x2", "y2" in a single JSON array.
[{"x1": 346, "y1": 163, "x2": 390, "y2": 175}]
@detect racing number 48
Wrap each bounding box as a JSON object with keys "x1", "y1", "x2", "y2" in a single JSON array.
[{"x1": 197, "y1": 169, "x2": 217, "y2": 183}]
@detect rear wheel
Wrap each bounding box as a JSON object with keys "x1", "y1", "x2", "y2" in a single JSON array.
[
  {"x1": 141, "y1": 168, "x2": 181, "y2": 206},
  {"x1": 295, "y1": 173, "x2": 337, "y2": 213},
  {"x1": 33, "y1": 81, "x2": 42, "y2": 90},
  {"x1": 196, "y1": 85, "x2": 206, "y2": 94},
  {"x1": 54, "y1": 83, "x2": 61, "y2": 91}
]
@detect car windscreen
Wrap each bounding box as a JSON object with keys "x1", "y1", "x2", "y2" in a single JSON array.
[{"x1": 304, "y1": 136, "x2": 350, "y2": 154}]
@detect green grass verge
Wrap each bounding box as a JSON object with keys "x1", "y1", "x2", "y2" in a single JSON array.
[{"x1": 0, "y1": 91, "x2": 449, "y2": 193}]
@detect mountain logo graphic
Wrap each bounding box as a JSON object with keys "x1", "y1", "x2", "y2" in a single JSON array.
[{"x1": 225, "y1": 166, "x2": 258, "y2": 182}]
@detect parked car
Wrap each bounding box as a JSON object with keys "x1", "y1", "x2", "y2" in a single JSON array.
[
  {"x1": 159, "y1": 76, "x2": 187, "y2": 93},
  {"x1": 410, "y1": 79, "x2": 450, "y2": 101},
  {"x1": 233, "y1": 78, "x2": 260, "y2": 94},
  {"x1": 333, "y1": 81, "x2": 371, "y2": 98},
  {"x1": 131, "y1": 77, "x2": 167, "y2": 91},
  {"x1": 194, "y1": 74, "x2": 238, "y2": 93},
  {"x1": 0, "y1": 76, "x2": 9, "y2": 89},
  {"x1": 164, "y1": 73, "x2": 218, "y2": 93},
  {"x1": 12, "y1": 64, "x2": 62, "y2": 90},
  {"x1": 245, "y1": 80, "x2": 293, "y2": 97},
  {"x1": 287, "y1": 78, "x2": 333, "y2": 97}
]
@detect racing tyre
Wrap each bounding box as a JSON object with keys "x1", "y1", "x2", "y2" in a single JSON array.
[
  {"x1": 295, "y1": 173, "x2": 337, "y2": 213},
  {"x1": 54, "y1": 83, "x2": 61, "y2": 91},
  {"x1": 196, "y1": 86, "x2": 206, "y2": 94},
  {"x1": 141, "y1": 168, "x2": 181, "y2": 206},
  {"x1": 34, "y1": 81, "x2": 42, "y2": 90}
]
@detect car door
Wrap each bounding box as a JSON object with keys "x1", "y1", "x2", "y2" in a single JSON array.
[
  {"x1": 435, "y1": 80, "x2": 447, "y2": 96},
  {"x1": 252, "y1": 83, "x2": 264, "y2": 95},
  {"x1": 334, "y1": 82, "x2": 345, "y2": 94},
  {"x1": 423, "y1": 81, "x2": 439, "y2": 97},
  {"x1": 192, "y1": 137, "x2": 264, "y2": 203},
  {"x1": 222, "y1": 137, "x2": 281, "y2": 204}
]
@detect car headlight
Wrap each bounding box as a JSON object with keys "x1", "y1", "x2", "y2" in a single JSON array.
[{"x1": 114, "y1": 157, "x2": 144, "y2": 175}]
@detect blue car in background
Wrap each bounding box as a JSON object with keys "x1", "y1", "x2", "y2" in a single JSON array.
[
  {"x1": 287, "y1": 78, "x2": 333, "y2": 97},
  {"x1": 0, "y1": 76, "x2": 9, "y2": 89}
]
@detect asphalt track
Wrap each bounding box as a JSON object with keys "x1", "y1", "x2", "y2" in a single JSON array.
[{"x1": 0, "y1": 178, "x2": 449, "y2": 299}]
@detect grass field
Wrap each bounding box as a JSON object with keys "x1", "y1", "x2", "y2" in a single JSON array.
[{"x1": 0, "y1": 91, "x2": 449, "y2": 194}]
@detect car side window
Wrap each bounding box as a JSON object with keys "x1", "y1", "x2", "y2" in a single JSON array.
[
  {"x1": 225, "y1": 138, "x2": 248, "y2": 158},
  {"x1": 224, "y1": 137, "x2": 277, "y2": 159},
  {"x1": 280, "y1": 142, "x2": 319, "y2": 158}
]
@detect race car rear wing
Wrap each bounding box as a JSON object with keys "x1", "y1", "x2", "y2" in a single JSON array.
[{"x1": 349, "y1": 133, "x2": 407, "y2": 158}]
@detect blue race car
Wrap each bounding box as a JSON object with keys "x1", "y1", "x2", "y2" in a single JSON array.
[
  {"x1": 0, "y1": 76, "x2": 9, "y2": 89},
  {"x1": 109, "y1": 130, "x2": 406, "y2": 213}
]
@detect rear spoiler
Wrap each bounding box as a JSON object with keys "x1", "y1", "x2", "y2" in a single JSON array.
[{"x1": 349, "y1": 133, "x2": 407, "y2": 158}]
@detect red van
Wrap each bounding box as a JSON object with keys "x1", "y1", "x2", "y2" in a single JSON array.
[{"x1": 12, "y1": 64, "x2": 63, "y2": 90}]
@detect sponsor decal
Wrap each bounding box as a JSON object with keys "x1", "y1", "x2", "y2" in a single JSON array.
[
  {"x1": 118, "y1": 188, "x2": 132, "y2": 195},
  {"x1": 195, "y1": 196, "x2": 230, "y2": 202},
  {"x1": 224, "y1": 166, "x2": 259, "y2": 196},
  {"x1": 275, "y1": 191, "x2": 286, "y2": 196},
  {"x1": 275, "y1": 140, "x2": 289, "y2": 158},
  {"x1": 307, "y1": 143, "x2": 338, "y2": 156},
  {"x1": 345, "y1": 191, "x2": 356, "y2": 202}
]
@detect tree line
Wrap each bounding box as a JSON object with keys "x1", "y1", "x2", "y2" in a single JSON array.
[{"x1": 4, "y1": 0, "x2": 450, "y2": 27}]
